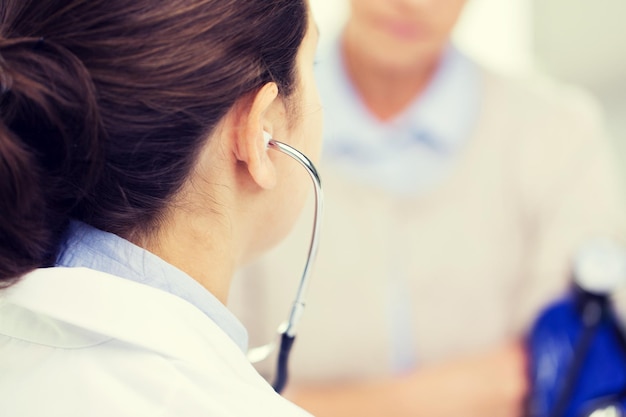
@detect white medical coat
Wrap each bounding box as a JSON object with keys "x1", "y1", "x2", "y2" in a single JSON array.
[{"x1": 0, "y1": 267, "x2": 311, "y2": 416}]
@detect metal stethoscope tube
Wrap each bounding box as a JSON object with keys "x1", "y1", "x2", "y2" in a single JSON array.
[{"x1": 246, "y1": 137, "x2": 323, "y2": 393}]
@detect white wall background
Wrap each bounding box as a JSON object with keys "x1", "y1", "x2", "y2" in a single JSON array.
[
  {"x1": 533, "y1": 0, "x2": 626, "y2": 95},
  {"x1": 533, "y1": 0, "x2": 626, "y2": 172}
]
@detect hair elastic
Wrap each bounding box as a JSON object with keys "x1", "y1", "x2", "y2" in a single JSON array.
[{"x1": 34, "y1": 37, "x2": 45, "y2": 50}]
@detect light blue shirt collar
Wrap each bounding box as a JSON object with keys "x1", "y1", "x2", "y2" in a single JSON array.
[
  {"x1": 316, "y1": 38, "x2": 482, "y2": 195},
  {"x1": 399, "y1": 45, "x2": 482, "y2": 152},
  {"x1": 56, "y1": 220, "x2": 249, "y2": 353}
]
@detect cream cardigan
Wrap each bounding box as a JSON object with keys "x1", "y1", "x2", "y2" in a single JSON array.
[{"x1": 229, "y1": 68, "x2": 625, "y2": 383}]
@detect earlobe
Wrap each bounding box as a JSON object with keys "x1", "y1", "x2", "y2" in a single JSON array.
[
  {"x1": 249, "y1": 130, "x2": 276, "y2": 189},
  {"x1": 247, "y1": 134, "x2": 276, "y2": 190}
]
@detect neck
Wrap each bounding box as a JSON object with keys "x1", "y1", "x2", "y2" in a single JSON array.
[
  {"x1": 141, "y1": 207, "x2": 236, "y2": 305},
  {"x1": 341, "y1": 29, "x2": 441, "y2": 121}
]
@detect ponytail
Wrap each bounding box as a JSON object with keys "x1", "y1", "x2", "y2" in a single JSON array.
[
  {"x1": 0, "y1": 36, "x2": 104, "y2": 285},
  {"x1": 0, "y1": 120, "x2": 50, "y2": 286}
]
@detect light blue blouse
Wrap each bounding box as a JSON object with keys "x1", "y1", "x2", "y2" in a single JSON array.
[
  {"x1": 56, "y1": 220, "x2": 248, "y2": 353},
  {"x1": 316, "y1": 40, "x2": 482, "y2": 196}
]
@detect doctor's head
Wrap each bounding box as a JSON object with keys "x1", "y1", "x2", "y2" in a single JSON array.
[
  {"x1": 345, "y1": 0, "x2": 468, "y2": 72},
  {"x1": 0, "y1": 0, "x2": 322, "y2": 286}
]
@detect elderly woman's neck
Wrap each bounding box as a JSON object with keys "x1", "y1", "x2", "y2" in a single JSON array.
[{"x1": 341, "y1": 29, "x2": 441, "y2": 121}]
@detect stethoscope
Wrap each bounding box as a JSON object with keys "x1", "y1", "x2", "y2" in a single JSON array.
[{"x1": 246, "y1": 132, "x2": 323, "y2": 393}]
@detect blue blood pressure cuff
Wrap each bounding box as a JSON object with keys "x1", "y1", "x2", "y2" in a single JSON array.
[{"x1": 527, "y1": 289, "x2": 626, "y2": 417}]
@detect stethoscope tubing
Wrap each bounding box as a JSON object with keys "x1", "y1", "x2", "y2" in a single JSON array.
[
  {"x1": 246, "y1": 139, "x2": 323, "y2": 393},
  {"x1": 268, "y1": 139, "x2": 323, "y2": 338}
]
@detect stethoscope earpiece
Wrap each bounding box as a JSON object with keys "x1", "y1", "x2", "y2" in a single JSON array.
[{"x1": 263, "y1": 131, "x2": 272, "y2": 148}]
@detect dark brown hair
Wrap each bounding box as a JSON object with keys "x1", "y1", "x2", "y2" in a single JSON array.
[{"x1": 0, "y1": 0, "x2": 308, "y2": 286}]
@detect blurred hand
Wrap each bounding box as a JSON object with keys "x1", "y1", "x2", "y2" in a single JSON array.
[
  {"x1": 399, "y1": 341, "x2": 529, "y2": 417},
  {"x1": 286, "y1": 341, "x2": 528, "y2": 417}
]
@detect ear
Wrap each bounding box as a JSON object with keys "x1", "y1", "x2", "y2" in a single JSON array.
[{"x1": 232, "y1": 82, "x2": 280, "y2": 190}]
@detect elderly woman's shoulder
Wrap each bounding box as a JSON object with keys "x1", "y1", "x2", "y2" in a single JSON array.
[{"x1": 479, "y1": 65, "x2": 604, "y2": 128}]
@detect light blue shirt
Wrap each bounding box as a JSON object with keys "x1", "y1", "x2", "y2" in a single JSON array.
[
  {"x1": 56, "y1": 220, "x2": 249, "y2": 352},
  {"x1": 315, "y1": 38, "x2": 483, "y2": 371},
  {"x1": 316, "y1": 40, "x2": 482, "y2": 196}
]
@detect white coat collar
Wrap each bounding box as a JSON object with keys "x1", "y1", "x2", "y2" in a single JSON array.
[
  {"x1": 56, "y1": 220, "x2": 249, "y2": 352},
  {"x1": 0, "y1": 268, "x2": 314, "y2": 416},
  {"x1": 1, "y1": 267, "x2": 247, "y2": 369}
]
